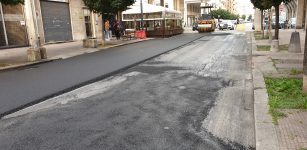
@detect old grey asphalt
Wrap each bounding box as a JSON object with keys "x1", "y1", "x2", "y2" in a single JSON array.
[
  {"x1": 0, "y1": 33, "x2": 206, "y2": 117},
  {"x1": 0, "y1": 31, "x2": 255, "y2": 149}
]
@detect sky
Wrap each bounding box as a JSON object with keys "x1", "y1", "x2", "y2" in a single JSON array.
[{"x1": 236, "y1": 0, "x2": 255, "y2": 17}]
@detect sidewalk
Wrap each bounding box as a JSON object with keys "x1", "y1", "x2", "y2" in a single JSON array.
[
  {"x1": 0, "y1": 38, "x2": 152, "y2": 70},
  {"x1": 251, "y1": 30, "x2": 307, "y2": 150},
  {"x1": 256, "y1": 29, "x2": 306, "y2": 51}
]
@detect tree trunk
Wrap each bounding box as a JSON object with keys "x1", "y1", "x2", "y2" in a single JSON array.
[
  {"x1": 274, "y1": 5, "x2": 279, "y2": 40},
  {"x1": 101, "y1": 17, "x2": 105, "y2": 46},
  {"x1": 261, "y1": 10, "x2": 264, "y2": 39},
  {"x1": 303, "y1": 23, "x2": 307, "y2": 93},
  {"x1": 160, "y1": 0, "x2": 164, "y2": 6}
]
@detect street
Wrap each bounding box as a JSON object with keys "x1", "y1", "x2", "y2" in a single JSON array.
[
  {"x1": 0, "y1": 33, "x2": 205, "y2": 117},
  {"x1": 0, "y1": 30, "x2": 255, "y2": 150}
]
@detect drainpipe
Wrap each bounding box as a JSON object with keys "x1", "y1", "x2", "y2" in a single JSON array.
[{"x1": 0, "y1": 3, "x2": 8, "y2": 46}]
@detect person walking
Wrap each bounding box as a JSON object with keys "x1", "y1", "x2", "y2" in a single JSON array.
[
  {"x1": 105, "y1": 20, "x2": 110, "y2": 41},
  {"x1": 114, "y1": 20, "x2": 121, "y2": 40}
]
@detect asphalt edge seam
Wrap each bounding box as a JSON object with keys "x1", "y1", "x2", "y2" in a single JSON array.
[{"x1": 0, "y1": 34, "x2": 205, "y2": 119}]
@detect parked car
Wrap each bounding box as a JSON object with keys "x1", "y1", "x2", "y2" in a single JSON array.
[
  {"x1": 218, "y1": 21, "x2": 228, "y2": 30},
  {"x1": 192, "y1": 23, "x2": 198, "y2": 31},
  {"x1": 272, "y1": 16, "x2": 286, "y2": 29},
  {"x1": 226, "y1": 20, "x2": 235, "y2": 30}
]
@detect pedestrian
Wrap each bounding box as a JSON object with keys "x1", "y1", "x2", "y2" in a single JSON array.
[
  {"x1": 105, "y1": 20, "x2": 110, "y2": 41},
  {"x1": 114, "y1": 20, "x2": 120, "y2": 40}
]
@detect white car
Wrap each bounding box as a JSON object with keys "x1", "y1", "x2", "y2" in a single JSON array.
[{"x1": 225, "y1": 20, "x2": 235, "y2": 30}]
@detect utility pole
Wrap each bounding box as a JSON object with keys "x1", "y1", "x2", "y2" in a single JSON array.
[
  {"x1": 0, "y1": 2, "x2": 8, "y2": 46},
  {"x1": 140, "y1": 0, "x2": 143, "y2": 30}
]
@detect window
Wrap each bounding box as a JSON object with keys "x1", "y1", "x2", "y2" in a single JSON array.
[{"x1": 83, "y1": 9, "x2": 93, "y2": 38}]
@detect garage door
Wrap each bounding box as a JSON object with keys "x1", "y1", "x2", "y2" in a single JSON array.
[{"x1": 40, "y1": 1, "x2": 72, "y2": 43}]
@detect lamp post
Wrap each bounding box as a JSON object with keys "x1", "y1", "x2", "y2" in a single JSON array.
[{"x1": 140, "y1": 0, "x2": 143, "y2": 30}]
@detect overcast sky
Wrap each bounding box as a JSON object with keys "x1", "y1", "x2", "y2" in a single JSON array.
[{"x1": 236, "y1": 0, "x2": 254, "y2": 16}]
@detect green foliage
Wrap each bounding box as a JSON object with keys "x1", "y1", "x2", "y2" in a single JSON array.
[
  {"x1": 82, "y1": 0, "x2": 134, "y2": 17},
  {"x1": 290, "y1": 69, "x2": 303, "y2": 75},
  {"x1": 265, "y1": 78, "x2": 307, "y2": 124},
  {"x1": 254, "y1": 31, "x2": 269, "y2": 40},
  {"x1": 250, "y1": 0, "x2": 272, "y2": 10},
  {"x1": 241, "y1": 14, "x2": 246, "y2": 20},
  {"x1": 0, "y1": 0, "x2": 23, "y2": 5},
  {"x1": 211, "y1": 9, "x2": 239, "y2": 20},
  {"x1": 247, "y1": 15, "x2": 252, "y2": 21},
  {"x1": 257, "y1": 45, "x2": 270, "y2": 51}
]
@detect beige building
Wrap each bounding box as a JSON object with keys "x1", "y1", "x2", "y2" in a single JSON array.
[
  {"x1": 0, "y1": 0, "x2": 103, "y2": 49},
  {"x1": 221, "y1": 0, "x2": 237, "y2": 13}
]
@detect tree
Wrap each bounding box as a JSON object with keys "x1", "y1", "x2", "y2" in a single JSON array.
[
  {"x1": 241, "y1": 14, "x2": 246, "y2": 20},
  {"x1": 251, "y1": 0, "x2": 291, "y2": 39},
  {"x1": 250, "y1": 0, "x2": 272, "y2": 38},
  {"x1": 247, "y1": 15, "x2": 252, "y2": 21},
  {"x1": 0, "y1": 0, "x2": 23, "y2": 5},
  {"x1": 211, "y1": 9, "x2": 239, "y2": 20},
  {"x1": 82, "y1": 0, "x2": 134, "y2": 18},
  {"x1": 270, "y1": 0, "x2": 291, "y2": 40},
  {"x1": 82, "y1": 0, "x2": 134, "y2": 44}
]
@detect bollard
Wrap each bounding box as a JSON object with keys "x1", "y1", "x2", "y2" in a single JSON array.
[
  {"x1": 271, "y1": 40, "x2": 279, "y2": 52},
  {"x1": 27, "y1": 47, "x2": 41, "y2": 62},
  {"x1": 288, "y1": 32, "x2": 301, "y2": 53}
]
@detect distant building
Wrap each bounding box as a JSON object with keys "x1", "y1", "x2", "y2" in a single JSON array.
[
  {"x1": 147, "y1": 0, "x2": 201, "y2": 27},
  {"x1": 221, "y1": 0, "x2": 237, "y2": 13}
]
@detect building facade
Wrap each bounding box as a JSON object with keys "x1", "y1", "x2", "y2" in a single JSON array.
[
  {"x1": 254, "y1": 0, "x2": 307, "y2": 30},
  {"x1": 285, "y1": 0, "x2": 306, "y2": 29},
  {"x1": 221, "y1": 0, "x2": 237, "y2": 13},
  {"x1": 0, "y1": 3, "x2": 28, "y2": 48},
  {"x1": 0, "y1": 0, "x2": 103, "y2": 49}
]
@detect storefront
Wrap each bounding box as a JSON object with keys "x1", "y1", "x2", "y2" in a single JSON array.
[
  {"x1": 122, "y1": 3, "x2": 183, "y2": 37},
  {"x1": 0, "y1": 3, "x2": 28, "y2": 48},
  {"x1": 40, "y1": 0, "x2": 73, "y2": 43}
]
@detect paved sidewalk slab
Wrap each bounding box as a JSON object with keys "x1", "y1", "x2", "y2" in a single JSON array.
[
  {"x1": 275, "y1": 64, "x2": 303, "y2": 70},
  {"x1": 276, "y1": 110, "x2": 307, "y2": 150},
  {"x1": 251, "y1": 29, "x2": 307, "y2": 150}
]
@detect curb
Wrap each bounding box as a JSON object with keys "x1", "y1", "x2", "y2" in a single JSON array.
[
  {"x1": 0, "y1": 59, "x2": 59, "y2": 72},
  {"x1": 251, "y1": 31, "x2": 280, "y2": 150},
  {"x1": 0, "y1": 38, "x2": 153, "y2": 73}
]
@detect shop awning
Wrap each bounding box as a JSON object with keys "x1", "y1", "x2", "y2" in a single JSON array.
[{"x1": 123, "y1": 3, "x2": 181, "y2": 15}]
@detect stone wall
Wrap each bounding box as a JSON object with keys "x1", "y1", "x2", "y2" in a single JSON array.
[{"x1": 69, "y1": 0, "x2": 87, "y2": 41}]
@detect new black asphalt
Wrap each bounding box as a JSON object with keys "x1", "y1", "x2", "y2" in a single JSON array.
[{"x1": 0, "y1": 33, "x2": 206, "y2": 117}]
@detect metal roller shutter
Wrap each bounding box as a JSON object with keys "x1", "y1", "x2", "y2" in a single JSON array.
[{"x1": 40, "y1": 1, "x2": 72, "y2": 43}]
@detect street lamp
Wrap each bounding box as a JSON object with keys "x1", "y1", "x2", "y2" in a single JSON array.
[{"x1": 140, "y1": 0, "x2": 143, "y2": 30}]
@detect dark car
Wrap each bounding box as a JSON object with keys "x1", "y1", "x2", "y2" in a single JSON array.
[
  {"x1": 272, "y1": 21, "x2": 283, "y2": 29},
  {"x1": 192, "y1": 23, "x2": 198, "y2": 31}
]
